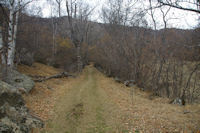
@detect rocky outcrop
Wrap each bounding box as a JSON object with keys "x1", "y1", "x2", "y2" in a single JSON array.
[
  {"x1": 4, "y1": 69, "x2": 35, "y2": 93},
  {"x1": 0, "y1": 81, "x2": 24, "y2": 108},
  {"x1": 0, "y1": 81, "x2": 43, "y2": 133}
]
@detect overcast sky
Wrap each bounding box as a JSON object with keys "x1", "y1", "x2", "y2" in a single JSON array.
[{"x1": 27, "y1": 0, "x2": 199, "y2": 29}]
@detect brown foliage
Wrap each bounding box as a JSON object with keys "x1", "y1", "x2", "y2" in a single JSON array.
[{"x1": 90, "y1": 24, "x2": 200, "y2": 103}]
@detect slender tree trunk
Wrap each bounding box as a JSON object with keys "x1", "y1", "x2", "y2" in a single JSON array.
[
  {"x1": 52, "y1": 20, "x2": 57, "y2": 65},
  {"x1": 77, "y1": 43, "x2": 82, "y2": 72},
  {"x1": 0, "y1": 26, "x2": 6, "y2": 64},
  {"x1": 0, "y1": 26, "x2": 3, "y2": 53},
  {"x1": 0, "y1": 26, "x2": 7, "y2": 80},
  {"x1": 54, "y1": 22, "x2": 57, "y2": 55},
  {"x1": 52, "y1": 18, "x2": 55, "y2": 57},
  {"x1": 58, "y1": 3, "x2": 61, "y2": 17},
  {"x1": 12, "y1": 7, "x2": 19, "y2": 63},
  {"x1": 7, "y1": 0, "x2": 15, "y2": 68}
]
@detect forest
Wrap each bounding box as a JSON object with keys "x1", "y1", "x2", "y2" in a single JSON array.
[{"x1": 0, "y1": 0, "x2": 200, "y2": 132}]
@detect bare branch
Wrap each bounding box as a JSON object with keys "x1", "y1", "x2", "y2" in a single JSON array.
[{"x1": 158, "y1": 0, "x2": 200, "y2": 14}]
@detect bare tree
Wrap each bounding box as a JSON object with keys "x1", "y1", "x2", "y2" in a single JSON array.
[
  {"x1": 50, "y1": 5, "x2": 58, "y2": 63},
  {"x1": 47, "y1": 0, "x2": 62, "y2": 64},
  {"x1": 66, "y1": 0, "x2": 93, "y2": 72},
  {"x1": 148, "y1": 0, "x2": 157, "y2": 31},
  {"x1": 55, "y1": 0, "x2": 62, "y2": 17}
]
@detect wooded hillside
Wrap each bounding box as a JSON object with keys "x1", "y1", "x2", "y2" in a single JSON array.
[{"x1": 0, "y1": 0, "x2": 200, "y2": 132}]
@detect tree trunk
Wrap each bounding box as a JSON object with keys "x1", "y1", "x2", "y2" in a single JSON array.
[
  {"x1": 52, "y1": 18, "x2": 55, "y2": 60},
  {"x1": 7, "y1": 0, "x2": 15, "y2": 68},
  {"x1": 7, "y1": 0, "x2": 20, "y2": 68},
  {"x1": 0, "y1": 26, "x2": 6, "y2": 64},
  {"x1": 54, "y1": 22, "x2": 57, "y2": 55},
  {"x1": 52, "y1": 18, "x2": 58, "y2": 64},
  {"x1": 77, "y1": 43, "x2": 82, "y2": 72},
  {"x1": 58, "y1": 3, "x2": 61, "y2": 17}
]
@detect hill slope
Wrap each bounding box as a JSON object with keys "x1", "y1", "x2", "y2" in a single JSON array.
[{"x1": 18, "y1": 63, "x2": 200, "y2": 132}]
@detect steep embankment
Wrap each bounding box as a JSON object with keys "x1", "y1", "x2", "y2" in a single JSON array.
[{"x1": 18, "y1": 63, "x2": 200, "y2": 132}]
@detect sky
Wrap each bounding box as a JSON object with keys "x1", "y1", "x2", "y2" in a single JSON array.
[{"x1": 27, "y1": 0, "x2": 200, "y2": 29}]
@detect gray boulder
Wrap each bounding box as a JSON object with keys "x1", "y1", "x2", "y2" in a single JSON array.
[
  {"x1": 124, "y1": 80, "x2": 135, "y2": 87},
  {"x1": 0, "y1": 81, "x2": 43, "y2": 133},
  {"x1": 170, "y1": 98, "x2": 185, "y2": 106},
  {"x1": 4, "y1": 69, "x2": 35, "y2": 93},
  {"x1": 18, "y1": 48, "x2": 34, "y2": 66},
  {"x1": 114, "y1": 77, "x2": 122, "y2": 83}
]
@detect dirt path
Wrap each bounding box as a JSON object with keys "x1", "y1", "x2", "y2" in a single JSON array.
[{"x1": 20, "y1": 63, "x2": 200, "y2": 133}]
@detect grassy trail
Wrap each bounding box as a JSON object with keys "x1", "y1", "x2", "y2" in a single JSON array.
[{"x1": 44, "y1": 65, "x2": 122, "y2": 133}]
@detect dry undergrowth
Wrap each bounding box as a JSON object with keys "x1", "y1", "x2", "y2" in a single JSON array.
[
  {"x1": 98, "y1": 72, "x2": 200, "y2": 132},
  {"x1": 18, "y1": 63, "x2": 72, "y2": 121},
  {"x1": 17, "y1": 63, "x2": 200, "y2": 133}
]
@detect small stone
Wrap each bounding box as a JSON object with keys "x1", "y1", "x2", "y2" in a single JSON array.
[
  {"x1": 183, "y1": 110, "x2": 190, "y2": 114},
  {"x1": 170, "y1": 98, "x2": 185, "y2": 106}
]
